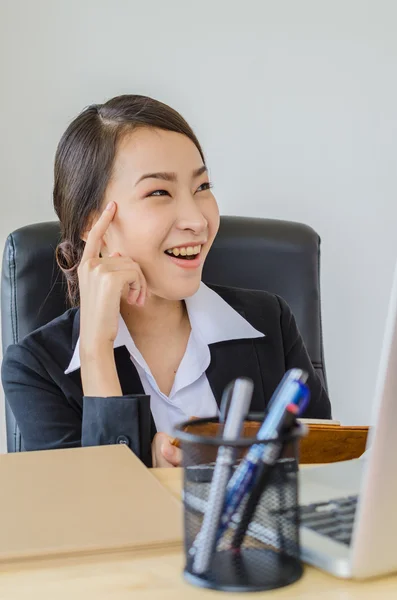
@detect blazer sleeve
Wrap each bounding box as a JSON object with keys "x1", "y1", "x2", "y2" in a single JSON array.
[
  {"x1": 277, "y1": 295, "x2": 332, "y2": 419},
  {"x1": 1, "y1": 343, "x2": 152, "y2": 464}
]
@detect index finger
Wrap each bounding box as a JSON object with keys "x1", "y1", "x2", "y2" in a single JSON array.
[{"x1": 82, "y1": 201, "x2": 116, "y2": 260}]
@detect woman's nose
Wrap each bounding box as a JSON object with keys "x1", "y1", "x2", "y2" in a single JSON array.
[
  {"x1": 177, "y1": 215, "x2": 208, "y2": 234},
  {"x1": 176, "y1": 196, "x2": 208, "y2": 233}
]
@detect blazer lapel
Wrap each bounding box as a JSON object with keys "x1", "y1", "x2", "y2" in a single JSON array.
[
  {"x1": 113, "y1": 346, "x2": 144, "y2": 395},
  {"x1": 114, "y1": 347, "x2": 157, "y2": 439},
  {"x1": 114, "y1": 346, "x2": 157, "y2": 442},
  {"x1": 206, "y1": 338, "x2": 266, "y2": 414}
]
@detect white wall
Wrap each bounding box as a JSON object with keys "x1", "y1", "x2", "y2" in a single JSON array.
[{"x1": 1, "y1": 0, "x2": 396, "y2": 451}]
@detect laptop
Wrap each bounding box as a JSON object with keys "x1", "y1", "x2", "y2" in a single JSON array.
[{"x1": 298, "y1": 263, "x2": 397, "y2": 579}]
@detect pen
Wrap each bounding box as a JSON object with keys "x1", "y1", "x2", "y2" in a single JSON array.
[
  {"x1": 191, "y1": 377, "x2": 253, "y2": 574},
  {"x1": 215, "y1": 370, "x2": 308, "y2": 546},
  {"x1": 231, "y1": 402, "x2": 300, "y2": 550}
]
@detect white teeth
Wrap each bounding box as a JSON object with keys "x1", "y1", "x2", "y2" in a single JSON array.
[{"x1": 166, "y1": 244, "x2": 202, "y2": 257}]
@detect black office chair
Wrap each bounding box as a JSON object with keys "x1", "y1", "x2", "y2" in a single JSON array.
[{"x1": 1, "y1": 216, "x2": 328, "y2": 452}]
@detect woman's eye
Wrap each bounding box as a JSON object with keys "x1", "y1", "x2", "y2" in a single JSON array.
[
  {"x1": 196, "y1": 182, "x2": 213, "y2": 193},
  {"x1": 147, "y1": 189, "x2": 170, "y2": 197}
]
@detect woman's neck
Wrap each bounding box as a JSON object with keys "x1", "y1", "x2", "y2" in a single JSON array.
[{"x1": 120, "y1": 294, "x2": 189, "y2": 340}]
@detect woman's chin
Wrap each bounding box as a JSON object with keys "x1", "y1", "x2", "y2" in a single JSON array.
[{"x1": 151, "y1": 277, "x2": 202, "y2": 301}]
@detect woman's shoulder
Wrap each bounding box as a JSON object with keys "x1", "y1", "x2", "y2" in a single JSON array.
[
  {"x1": 207, "y1": 283, "x2": 289, "y2": 334},
  {"x1": 2, "y1": 308, "x2": 79, "y2": 371}
]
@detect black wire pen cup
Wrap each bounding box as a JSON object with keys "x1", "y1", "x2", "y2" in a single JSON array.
[{"x1": 173, "y1": 415, "x2": 305, "y2": 593}]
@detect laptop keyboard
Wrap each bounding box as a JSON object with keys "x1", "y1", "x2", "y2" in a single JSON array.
[{"x1": 299, "y1": 495, "x2": 358, "y2": 546}]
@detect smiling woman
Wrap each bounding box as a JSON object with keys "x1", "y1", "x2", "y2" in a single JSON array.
[
  {"x1": 96, "y1": 127, "x2": 219, "y2": 304},
  {"x1": 1, "y1": 94, "x2": 331, "y2": 466}
]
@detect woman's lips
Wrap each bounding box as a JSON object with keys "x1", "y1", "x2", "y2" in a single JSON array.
[{"x1": 165, "y1": 253, "x2": 202, "y2": 269}]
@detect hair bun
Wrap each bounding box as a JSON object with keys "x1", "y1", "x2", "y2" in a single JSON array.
[
  {"x1": 55, "y1": 240, "x2": 79, "y2": 273},
  {"x1": 55, "y1": 240, "x2": 84, "y2": 307}
]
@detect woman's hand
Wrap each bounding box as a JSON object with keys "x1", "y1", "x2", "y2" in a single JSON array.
[
  {"x1": 151, "y1": 433, "x2": 182, "y2": 468},
  {"x1": 78, "y1": 201, "x2": 147, "y2": 354},
  {"x1": 78, "y1": 201, "x2": 147, "y2": 397}
]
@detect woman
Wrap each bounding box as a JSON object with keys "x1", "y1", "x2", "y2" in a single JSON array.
[{"x1": 1, "y1": 95, "x2": 331, "y2": 466}]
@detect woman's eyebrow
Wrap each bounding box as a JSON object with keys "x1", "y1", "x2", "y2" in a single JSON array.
[
  {"x1": 192, "y1": 165, "x2": 208, "y2": 178},
  {"x1": 135, "y1": 165, "x2": 207, "y2": 186}
]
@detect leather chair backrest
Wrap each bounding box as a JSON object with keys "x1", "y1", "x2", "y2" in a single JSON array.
[{"x1": 1, "y1": 216, "x2": 327, "y2": 452}]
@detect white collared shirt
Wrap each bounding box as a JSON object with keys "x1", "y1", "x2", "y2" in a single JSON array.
[{"x1": 66, "y1": 283, "x2": 264, "y2": 435}]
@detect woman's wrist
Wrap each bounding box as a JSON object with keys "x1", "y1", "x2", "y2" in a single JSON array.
[
  {"x1": 80, "y1": 345, "x2": 123, "y2": 397},
  {"x1": 79, "y1": 337, "x2": 115, "y2": 360}
]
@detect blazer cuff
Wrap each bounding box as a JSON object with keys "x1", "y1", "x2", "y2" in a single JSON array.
[{"x1": 82, "y1": 394, "x2": 152, "y2": 466}]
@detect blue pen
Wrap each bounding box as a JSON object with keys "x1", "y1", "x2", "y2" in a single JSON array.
[{"x1": 215, "y1": 369, "x2": 308, "y2": 545}]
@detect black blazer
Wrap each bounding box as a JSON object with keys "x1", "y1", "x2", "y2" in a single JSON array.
[{"x1": 1, "y1": 285, "x2": 331, "y2": 465}]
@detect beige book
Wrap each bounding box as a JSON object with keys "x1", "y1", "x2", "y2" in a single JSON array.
[
  {"x1": 0, "y1": 445, "x2": 182, "y2": 562},
  {"x1": 299, "y1": 418, "x2": 341, "y2": 425}
]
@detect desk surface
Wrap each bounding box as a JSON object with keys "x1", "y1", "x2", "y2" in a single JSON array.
[{"x1": 1, "y1": 467, "x2": 396, "y2": 599}]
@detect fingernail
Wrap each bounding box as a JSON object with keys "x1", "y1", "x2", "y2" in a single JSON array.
[{"x1": 105, "y1": 201, "x2": 114, "y2": 211}]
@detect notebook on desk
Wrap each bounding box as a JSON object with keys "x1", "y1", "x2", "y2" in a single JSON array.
[{"x1": 0, "y1": 445, "x2": 183, "y2": 562}]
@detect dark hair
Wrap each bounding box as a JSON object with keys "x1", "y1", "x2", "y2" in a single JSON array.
[{"x1": 54, "y1": 94, "x2": 205, "y2": 307}]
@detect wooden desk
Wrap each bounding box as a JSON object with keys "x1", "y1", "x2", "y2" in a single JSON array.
[{"x1": 0, "y1": 467, "x2": 396, "y2": 599}]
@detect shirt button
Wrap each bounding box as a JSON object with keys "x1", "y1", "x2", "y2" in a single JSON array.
[{"x1": 116, "y1": 435, "x2": 130, "y2": 446}]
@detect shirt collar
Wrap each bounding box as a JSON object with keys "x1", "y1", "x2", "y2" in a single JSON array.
[
  {"x1": 65, "y1": 283, "x2": 264, "y2": 374},
  {"x1": 185, "y1": 283, "x2": 264, "y2": 345}
]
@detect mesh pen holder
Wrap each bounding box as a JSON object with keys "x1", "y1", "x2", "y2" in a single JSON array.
[{"x1": 174, "y1": 416, "x2": 304, "y2": 593}]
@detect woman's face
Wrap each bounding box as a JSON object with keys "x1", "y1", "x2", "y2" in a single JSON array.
[{"x1": 100, "y1": 127, "x2": 220, "y2": 300}]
